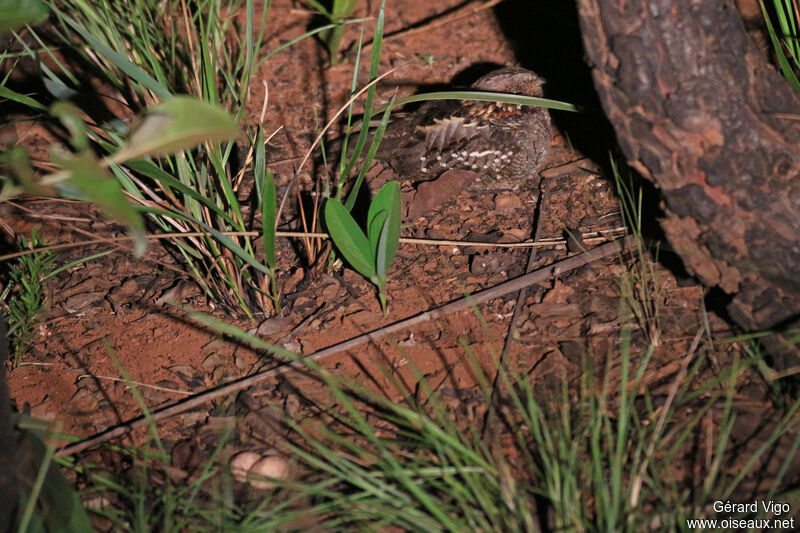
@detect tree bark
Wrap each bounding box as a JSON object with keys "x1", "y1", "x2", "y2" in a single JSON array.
[{"x1": 577, "y1": 0, "x2": 800, "y2": 359}]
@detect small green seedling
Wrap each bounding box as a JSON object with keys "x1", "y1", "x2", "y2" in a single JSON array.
[
  {"x1": 308, "y1": 0, "x2": 359, "y2": 64},
  {"x1": 1, "y1": 228, "x2": 55, "y2": 367},
  {"x1": 415, "y1": 53, "x2": 436, "y2": 67},
  {"x1": 325, "y1": 181, "x2": 401, "y2": 315}
]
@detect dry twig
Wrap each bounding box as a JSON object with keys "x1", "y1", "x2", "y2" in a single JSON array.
[{"x1": 57, "y1": 235, "x2": 636, "y2": 457}]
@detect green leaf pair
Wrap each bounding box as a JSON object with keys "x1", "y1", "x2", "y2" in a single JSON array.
[{"x1": 325, "y1": 181, "x2": 401, "y2": 315}]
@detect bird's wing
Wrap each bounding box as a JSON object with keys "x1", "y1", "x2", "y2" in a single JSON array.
[{"x1": 416, "y1": 116, "x2": 488, "y2": 152}]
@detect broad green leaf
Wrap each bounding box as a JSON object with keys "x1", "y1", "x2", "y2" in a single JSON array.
[
  {"x1": 367, "y1": 181, "x2": 400, "y2": 242},
  {"x1": 325, "y1": 198, "x2": 375, "y2": 279},
  {"x1": 51, "y1": 102, "x2": 88, "y2": 151},
  {"x1": 55, "y1": 152, "x2": 146, "y2": 254},
  {"x1": 107, "y1": 96, "x2": 240, "y2": 164},
  {"x1": 0, "y1": 0, "x2": 47, "y2": 35},
  {"x1": 367, "y1": 209, "x2": 388, "y2": 262},
  {"x1": 367, "y1": 181, "x2": 401, "y2": 279}
]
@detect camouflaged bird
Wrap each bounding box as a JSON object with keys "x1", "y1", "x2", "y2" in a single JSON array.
[{"x1": 375, "y1": 67, "x2": 552, "y2": 185}]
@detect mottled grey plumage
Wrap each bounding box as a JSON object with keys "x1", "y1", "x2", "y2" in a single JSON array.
[{"x1": 376, "y1": 67, "x2": 552, "y2": 185}]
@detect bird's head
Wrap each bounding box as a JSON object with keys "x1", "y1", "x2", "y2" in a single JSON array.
[{"x1": 472, "y1": 67, "x2": 546, "y2": 97}]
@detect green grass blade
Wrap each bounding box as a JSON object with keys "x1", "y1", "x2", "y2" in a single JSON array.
[
  {"x1": 344, "y1": 97, "x2": 394, "y2": 212},
  {"x1": 262, "y1": 20, "x2": 367, "y2": 62},
  {"x1": 120, "y1": 159, "x2": 237, "y2": 225},
  {"x1": 341, "y1": 0, "x2": 386, "y2": 187},
  {"x1": 261, "y1": 170, "x2": 277, "y2": 270},
  {"x1": 59, "y1": 14, "x2": 171, "y2": 99},
  {"x1": 255, "y1": 129, "x2": 277, "y2": 269},
  {"x1": 762, "y1": 0, "x2": 800, "y2": 91},
  {"x1": 137, "y1": 205, "x2": 272, "y2": 277},
  {"x1": 378, "y1": 90, "x2": 581, "y2": 114},
  {"x1": 0, "y1": 86, "x2": 47, "y2": 110}
]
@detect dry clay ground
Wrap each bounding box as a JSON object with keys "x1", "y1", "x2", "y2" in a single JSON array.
[{"x1": 4, "y1": 0, "x2": 793, "y2": 501}]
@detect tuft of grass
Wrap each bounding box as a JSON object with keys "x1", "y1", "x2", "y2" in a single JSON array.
[
  {"x1": 762, "y1": 0, "x2": 800, "y2": 91},
  {"x1": 273, "y1": 327, "x2": 799, "y2": 530},
  {"x1": 29, "y1": 294, "x2": 796, "y2": 531},
  {"x1": 611, "y1": 157, "x2": 663, "y2": 344},
  {"x1": 62, "y1": 307, "x2": 792, "y2": 531},
  {"x1": 1, "y1": 228, "x2": 55, "y2": 367},
  {"x1": 6, "y1": 0, "x2": 280, "y2": 319}
]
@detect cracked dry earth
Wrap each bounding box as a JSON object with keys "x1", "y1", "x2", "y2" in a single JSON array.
[{"x1": 4, "y1": 0, "x2": 792, "y2": 498}]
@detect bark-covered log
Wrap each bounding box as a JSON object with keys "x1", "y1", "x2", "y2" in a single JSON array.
[{"x1": 577, "y1": 0, "x2": 800, "y2": 358}]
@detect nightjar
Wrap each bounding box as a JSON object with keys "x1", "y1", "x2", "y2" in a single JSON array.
[{"x1": 375, "y1": 67, "x2": 551, "y2": 185}]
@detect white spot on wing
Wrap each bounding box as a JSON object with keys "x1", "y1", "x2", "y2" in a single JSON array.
[{"x1": 469, "y1": 150, "x2": 496, "y2": 158}]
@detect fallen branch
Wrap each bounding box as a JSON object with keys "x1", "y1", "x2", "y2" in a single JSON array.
[
  {"x1": 0, "y1": 227, "x2": 627, "y2": 262},
  {"x1": 56, "y1": 235, "x2": 635, "y2": 457}
]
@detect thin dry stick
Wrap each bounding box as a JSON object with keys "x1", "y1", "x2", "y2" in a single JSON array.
[
  {"x1": 43, "y1": 216, "x2": 196, "y2": 279},
  {"x1": 296, "y1": 187, "x2": 315, "y2": 263},
  {"x1": 0, "y1": 228, "x2": 628, "y2": 262},
  {"x1": 75, "y1": 375, "x2": 192, "y2": 396},
  {"x1": 56, "y1": 235, "x2": 636, "y2": 457},
  {"x1": 540, "y1": 158, "x2": 601, "y2": 179},
  {"x1": 258, "y1": 80, "x2": 269, "y2": 124}
]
